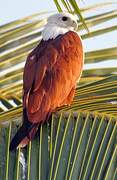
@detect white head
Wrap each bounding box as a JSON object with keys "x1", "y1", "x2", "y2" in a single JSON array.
[{"x1": 42, "y1": 12, "x2": 78, "y2": 41}]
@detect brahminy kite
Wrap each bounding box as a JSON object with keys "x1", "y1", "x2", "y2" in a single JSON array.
[{"x1": 10, "y1": 12, "x2": 84, "y2": 151}]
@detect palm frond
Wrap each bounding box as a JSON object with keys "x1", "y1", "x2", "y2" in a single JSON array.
[
  {"x1": 0, "y1": 112, "x2": 116, "y2": 179},
  {"x1": 0, "y1": 1, "x2": 117, "y2": 179}
]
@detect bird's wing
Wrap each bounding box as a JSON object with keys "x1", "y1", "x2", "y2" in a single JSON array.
[
  {"x1": 23, "y1": 41, "x2": 58, "y2": 117},
  {"x1": 23, "y1": 31, "x2": 83, "y2": 123}
]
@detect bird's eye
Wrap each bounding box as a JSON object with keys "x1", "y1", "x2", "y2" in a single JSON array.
[{"x1": 62, "y1": 16, "x2": 68, "y2": 21}]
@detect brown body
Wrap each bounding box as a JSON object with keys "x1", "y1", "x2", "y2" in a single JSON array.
[
  {"x1": 24, "y1": 31, "x2": 83, "y2": 122},
  {"x1": 10, "y1": 31, "x2": 83, "y2": 150}
]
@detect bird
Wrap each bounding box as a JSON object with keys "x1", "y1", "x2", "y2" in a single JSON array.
[{"x1": 10, "y1": 12, "x2": 84, "y2": 151}]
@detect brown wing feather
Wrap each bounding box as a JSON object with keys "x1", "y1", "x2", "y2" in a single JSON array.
[
  {"x1": 23, "y1": 54, "x2": 37, "y2": 93},
  {"x1": 23, "y1": 31, "x2": 83, "y2": 123}
]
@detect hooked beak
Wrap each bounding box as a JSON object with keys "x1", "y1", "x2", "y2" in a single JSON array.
[{"x1": 72, "y1": 20, "x2": 78, "y2": 31}]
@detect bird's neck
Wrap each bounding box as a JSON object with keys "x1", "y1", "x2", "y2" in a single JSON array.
[{"x1": 42, "y1": 24, "x2": 74, "y2": 41}]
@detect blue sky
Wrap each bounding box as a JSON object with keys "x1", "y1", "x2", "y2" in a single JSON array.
[
  {"x1": 0, "y1": 0, "x2": 116, "y2": 25},
  {"x1": 0, "y1": 0, "x2": 116, "y2": 68},
  {"x1": 0, "y1": 0, "x2": 55, "y2": 25}
]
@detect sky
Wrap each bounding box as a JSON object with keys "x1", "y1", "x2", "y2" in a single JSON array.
[
  {"x1": 0, "y1": 0, "x2": 116, "y2": 67},
  {"x1": 0, "y1": 0, "x2": 56, "y2": 25},
  {"x1": 0, "y1": 0, "x2": 116, "y2": 25}
]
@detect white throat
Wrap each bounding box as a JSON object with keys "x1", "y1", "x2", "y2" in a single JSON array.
[{"x1": 42, "y1": 24, "x2": 74, "y2": 41}]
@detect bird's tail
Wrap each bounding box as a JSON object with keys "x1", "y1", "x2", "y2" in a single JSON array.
[
  {"x1": 10, "y1": 120, "x2": 39, "y2": 151},
  {"x1": 10, "y1": 108, "x2": 39, "y2": 151}
]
